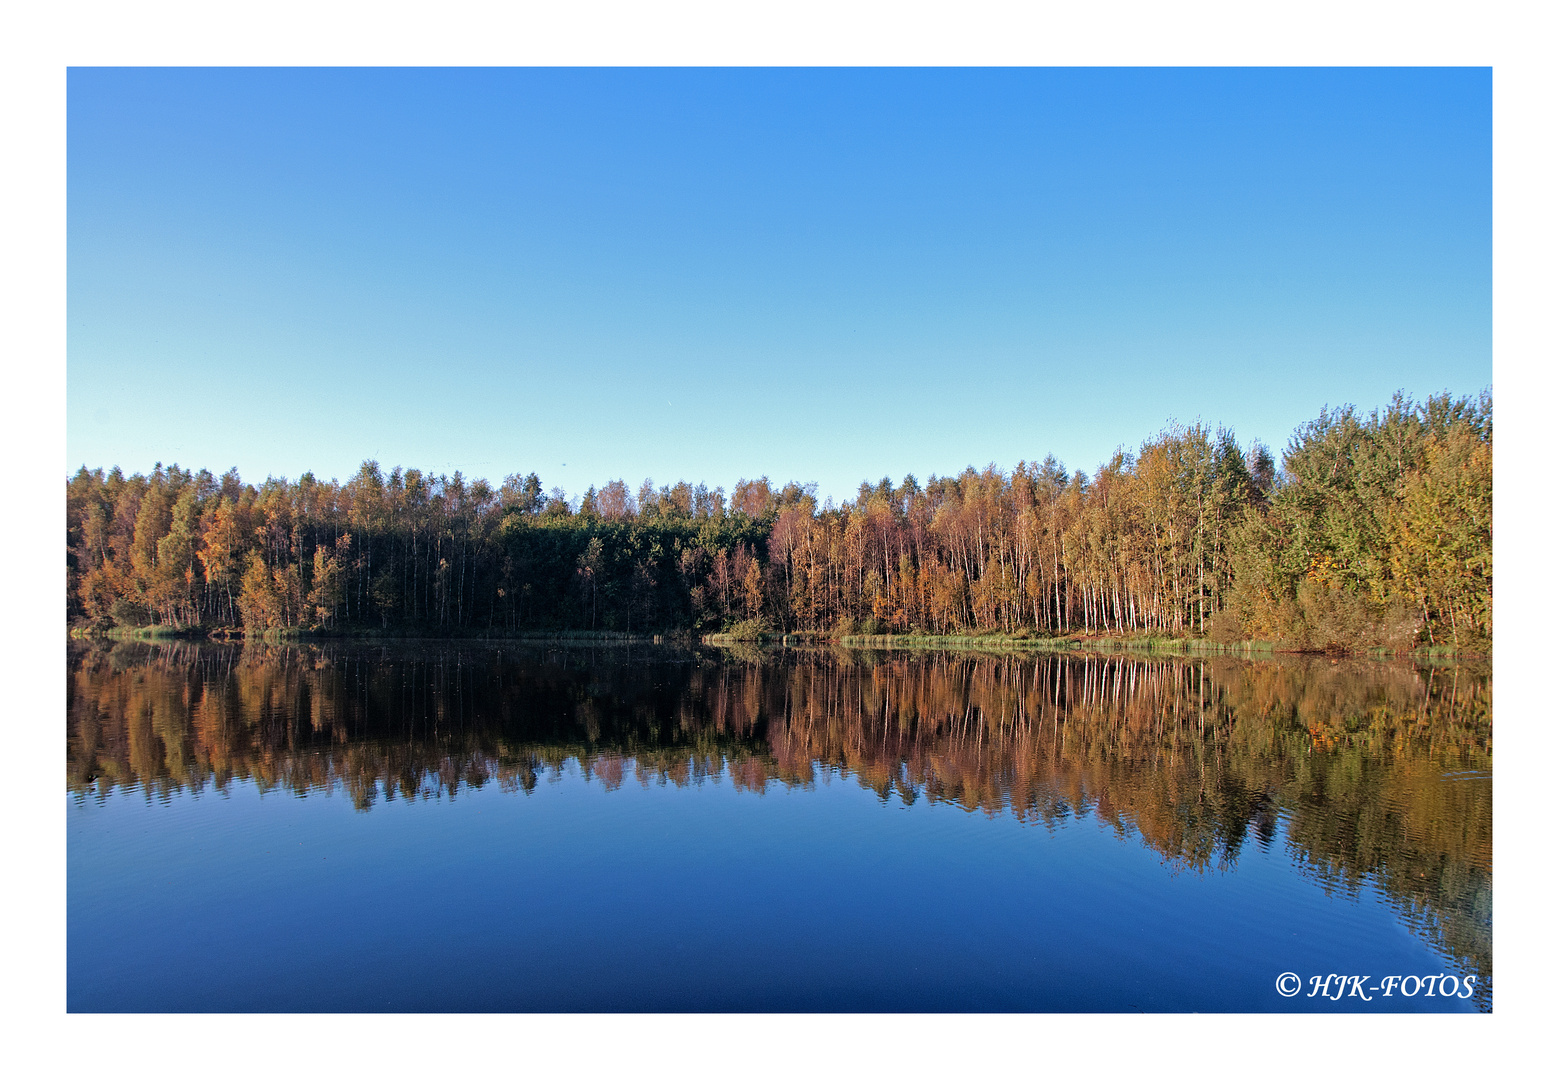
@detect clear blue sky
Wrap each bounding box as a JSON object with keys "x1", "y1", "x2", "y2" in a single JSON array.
[{"x1": 67, "y1": 67, "x2": 1490, "y2": 503}]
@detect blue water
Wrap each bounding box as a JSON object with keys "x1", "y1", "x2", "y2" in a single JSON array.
[{"x1": 68, "y1": 759, "x2": 1477, "y2": 1012}]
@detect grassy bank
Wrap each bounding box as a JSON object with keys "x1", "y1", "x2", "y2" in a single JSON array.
[
  {"x1": 703, "y1": 632, "x2": 822, "y2": 646},
  {"x1": 72, "y1": 623, "x2": 1484, "y2": 660},
  {"x1": 830, "y1": 633, "x2": 1281, "y2": 656},
  {"x1": 72, "y1": 625, "x2": 209, "y2": 642},
  {"x1": 710, "y1": 630, "x2": 1485, "y2": 660}
]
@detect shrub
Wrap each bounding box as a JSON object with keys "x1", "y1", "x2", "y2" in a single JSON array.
[
  {"x1": 1207, "y1": 607, "x2": 1244, "y2": 644},
  {"x1": 723, "y1": 617, "x2": 770, "y2": 641},
  {"x1": 110, "y1": 598, "x2": 151, "y2": 628}
]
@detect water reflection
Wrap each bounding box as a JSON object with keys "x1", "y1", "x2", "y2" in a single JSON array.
[{"x1": 67, "y1": 640, "x2": 1491, "y2": 1008}]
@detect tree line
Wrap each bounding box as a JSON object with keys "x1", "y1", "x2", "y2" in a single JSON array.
[{"x1": 67, "y1": 390, "x2": 1491, "y2": 650}]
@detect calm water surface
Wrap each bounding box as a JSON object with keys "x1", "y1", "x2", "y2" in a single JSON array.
[{"x1": 67, "y1": 641, "x2": 1491, "y2": 1012}]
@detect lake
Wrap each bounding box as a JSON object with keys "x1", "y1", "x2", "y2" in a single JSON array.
[{"x1": 66, "y1": 640, "x2": 1491, "y2": 1012}]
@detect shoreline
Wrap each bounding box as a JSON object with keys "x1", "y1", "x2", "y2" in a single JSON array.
[
  {"x1": 828, "y1": 633, "x2": 1482, "y2": 661},
  {"x1": 70, "y1": 624, "x2": 1487, "y2": 660}
]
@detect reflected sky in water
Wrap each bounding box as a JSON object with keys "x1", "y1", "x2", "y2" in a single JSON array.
[{"x1": 67, "y1": 641, "x2": 1490, "y2": 1012}]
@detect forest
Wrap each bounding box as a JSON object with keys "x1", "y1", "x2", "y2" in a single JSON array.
[{"x1": 65, "y1": 390, "x2": 1492, "y2": 652}]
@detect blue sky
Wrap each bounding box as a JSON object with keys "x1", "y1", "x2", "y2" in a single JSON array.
[{"x1": 67, "y1": 67, "x2": 1491, "y2": 503}]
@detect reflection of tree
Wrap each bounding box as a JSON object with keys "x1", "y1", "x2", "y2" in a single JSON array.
[{"x1": 67, "y1": 641, "x2": 1490, "y2": 1008}]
